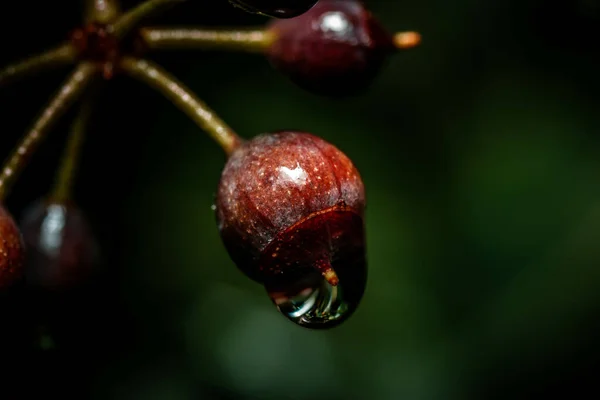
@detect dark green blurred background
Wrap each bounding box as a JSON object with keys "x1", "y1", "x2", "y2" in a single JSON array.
[{"x1": 1, "y1": 0, "x2": 600, "y2": 398}]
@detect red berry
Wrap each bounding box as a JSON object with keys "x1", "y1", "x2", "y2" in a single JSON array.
[
  {"x1": 20, "y1": 199, "x2": 99, "y2": 290},
  {"x1": 0, "y1": 205, "x2": 25, "y2": 289},
  {"x1": 228, "y1": 0, "x2": 318, "y2": 18},
  {"x1": 215, "y1": 131, "x2": 367, "y2": 328},
  {"x1": 267, "y1": 0, "x2": 395, "y2": 96}
]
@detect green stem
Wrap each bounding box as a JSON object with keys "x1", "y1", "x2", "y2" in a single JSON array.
[
  {"x1": 84, "y1": 0, "x2": 121, "y2": 24},
  {"x1": 140, "y1": 27, "x2": 275, "y2": 53},
  {"x1": 0, "y1": 63, "x2": 97, "y2": 201},
  {"x1": 0, "y1": 44, "x2": 77, "y2": 87},
  {"x1": 113, "y1": 0, "x2": 186, "y2": 38},
  {"x1": 50, "y1": 91, "x2": 96, "y2": 202},
  {"x1": 119, "y1": 57, "x2": 242, "y2": 156}
]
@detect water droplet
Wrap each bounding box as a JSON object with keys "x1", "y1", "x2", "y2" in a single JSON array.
[
  {"x1": 256, "y1": 207, "x2": 367, "y2": 329},
  {"x1": 265, "y1": 256, "x2": 366, "y2": 329}
]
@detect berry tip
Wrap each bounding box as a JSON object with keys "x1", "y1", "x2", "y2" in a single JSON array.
[
  {"x1": 314, "y1": 258, "x2": 340, "y2": 286},
  {"x1": 393, "y1": 31, "x2": 421, "y2": 50},
  {"x1": 323, "y1": 268, "x2": 339, "y2": 286}
]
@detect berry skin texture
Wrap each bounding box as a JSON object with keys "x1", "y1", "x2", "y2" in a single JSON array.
[
  {"x1": 20, "y1": 200, "x2": 99, "y2": 290},
  {"x1": 0, "y1": 205, "x2": 25, "y2": 289},
  {"x1": 215, "y1": 131, "x2": 365, "y2": 292},
  {"x1": 267, "y1": 0, "x2": 395, "y2": 96},
  {"x1": 228, "y1": 0, "x2": 318, "y2": 19}
]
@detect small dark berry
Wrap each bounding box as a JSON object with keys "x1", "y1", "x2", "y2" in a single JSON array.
[
  {"x1": 216, "y1": 131, "x2": 367, "y2": 328},
  {"x1": 20, "y1": 199, "x2": 99, "y2": 290},
  {"x1": 228, "y1": 0, "x2": 318, "y2": 18},
  {"x1": 0, "y1": 205, "x2": 25, "y2": 289},
  {"x1": 266, "y1": 0, "x2": 395, "y2": 96}
]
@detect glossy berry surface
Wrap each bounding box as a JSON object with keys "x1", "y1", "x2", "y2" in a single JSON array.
[
  {"x1": 216, "y1": 131, "x2": 367, "y2": 328},
  {"x1": 20, "y1": 200, "x2": 99, "y2": 290},
  {"x1": 267, "y1": 0, "x2": 395, "y2": 96},
  {"x1": 0, "y1": 205, "x2": 25, "y2": 289},
  {"x1": 228, "y1": 0, "x2": 318, "y2": 19}
]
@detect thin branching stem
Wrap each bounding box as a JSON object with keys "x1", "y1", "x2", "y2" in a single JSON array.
[
  {"x1": 119, "y1": 56, "x2": 243, "y2": 156},
  {"x1": 113, "y1": 0, "x2": 186, "y2": 38},
  {"x1": 0, "y1": 44, "x2": 77, "y2": 88},
  {"x1": 85, "y1": 0, "x2": 122, "y2": 24},
  {"x1": 50, "y1": 90, "x2": 97, "y2": 202},
  {"x1": 0, "y1": 63, "x2": 97, "y2": 201},
  {"x1": 140, "y1": 27, "x2": 275, "y2": 53}
]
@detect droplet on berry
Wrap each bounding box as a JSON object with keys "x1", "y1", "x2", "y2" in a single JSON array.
[
  {"x1": 20, "y1": 199, "x2": 99, "y2": 290},
  {"x1": 215, "y1": 131, "x2": 367, "y2": 329},
  {"x1": 228, "y1": 0, "x2": 318, "y2": 18},
  {"x1": 0, "y1": 205, "x2": 25, "y2": 289},
  {"x1": 266, "y1": 0, "x2": 412, "y2": 96}
]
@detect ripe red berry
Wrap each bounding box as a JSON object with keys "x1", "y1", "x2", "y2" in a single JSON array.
[
  {"x1": 0, "y1": 205, "x2": 25, "y2": 289},
  {"x1": 20, "y1": 199, "x2": 99, "y2": 290},
  {"x1": 215, "y1": 131, "x2": 367, "y2": 328},
  {"x1": 228, "y1": 0, "x2": 318, "y2": 18},
  {"x1": 266, "y1": 0, "x2": 395, "y2": 96}
]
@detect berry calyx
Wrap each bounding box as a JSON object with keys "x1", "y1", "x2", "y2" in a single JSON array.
[
  {"x1": 20, "y1": 199, "x2": 99, "y2": 290},
  {"x1": 0, "y1": 205, "x2": 25, "y2": 289},
  {"x1": 228, "y1": 0, "x2": 318, "y2": 19},
  {"x1": 215, "y1": 131, "x2": 367, "y2": 328},
  {"x1": 266, "y1": 0, "x2": 418, "y2": 96}
]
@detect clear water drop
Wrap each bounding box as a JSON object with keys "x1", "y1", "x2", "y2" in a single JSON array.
[
  {"x1": 265, "y1": 257, "x2": 366, "y2": 329},
  {"x1": 268, "y1": 277, "x2": 347, "y2": 326},
  {"x1": 258, "y1": 208, "x2": 367, "y2": 329}
]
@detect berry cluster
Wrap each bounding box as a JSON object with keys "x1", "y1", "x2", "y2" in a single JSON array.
[{"x1": 0, "y1": 0, "x2": 420, "y2": 329}]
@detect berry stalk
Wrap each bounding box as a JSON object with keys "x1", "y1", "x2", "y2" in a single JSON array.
[
  {"x1": 113, "y1": 0, "x2": 186, "y2": 38},
  {"x1": 50, "y1": 91, "x2": 96, "y2": 202},
  {"x1": 119, "y1": 56, "x2": 242, "y2": 156},
  {"x1": 140, "y1": 28, "x2": 420, "y2": 53},
  {"x1": 0, "y1": 63, "x2": 97, "y2": 201},
  {"x1": 84, "y1": 0, "x2": 121, "y2": 24},
  {"x1": 0, "y1": 44, "x2": 76, "y2": 88},
  {"x1": 139, "y1": 28, "x2": 275, "y2": 53}
]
